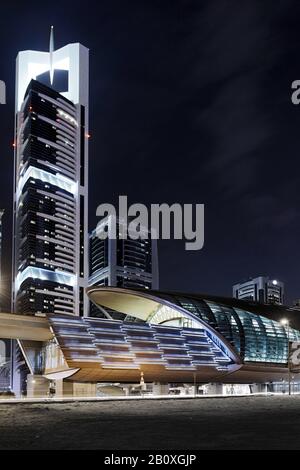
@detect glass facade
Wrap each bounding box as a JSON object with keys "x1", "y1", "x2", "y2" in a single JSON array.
[
  {"x1": 151, "y1": 294, "x2": 300, "y2": 364},
  {"x1": 89, "y1": 216, "x2": 158, "y2": 292}
]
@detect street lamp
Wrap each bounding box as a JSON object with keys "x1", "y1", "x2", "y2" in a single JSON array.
[{"x1": 281, "y1": 318, "x2": 291, "y2": 396}]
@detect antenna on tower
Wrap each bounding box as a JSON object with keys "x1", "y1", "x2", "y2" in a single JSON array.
[{"x1": 49, "y1": 25, "x2": 54, "y2": 85}]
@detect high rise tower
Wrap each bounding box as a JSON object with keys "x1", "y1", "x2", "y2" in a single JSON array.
[
  {"x1": 89, "y1": 216, "x2": 159, "y2": 318},
  {"x1": 12, "y1": 30, "x2": 89, "y2": 316},
  {"x1": 89, "y1": 216, "x2": 159, "y2": 287}
]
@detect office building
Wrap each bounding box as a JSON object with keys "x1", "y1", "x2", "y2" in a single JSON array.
[
  {"x1": 89, "y1": 215, "x2": 159, "y2": 309},
  {"x1": 233, "y1": 276, "x2": 284, "y2": 305},
  {"x1": 12, "y1": 29, "x2": 89, "y2": 316},
  {"x1": 89, "y1": 216, "x2": 159, "y2": 317}
]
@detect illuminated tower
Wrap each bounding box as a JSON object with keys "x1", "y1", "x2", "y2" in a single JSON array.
[
  {"x1": 89, "y1": 216, "x2": 159, "y2": 291},
  {"x1": 89, "y1": 216, "x2": 159, "y2": 318},
  {"x1": 12, "y1": 29, "x2": 89, "y2": 316}
]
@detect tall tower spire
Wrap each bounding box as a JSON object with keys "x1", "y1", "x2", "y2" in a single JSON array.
[{"x1": 49, "y1": 25, "x2": 54, "y2": 85}]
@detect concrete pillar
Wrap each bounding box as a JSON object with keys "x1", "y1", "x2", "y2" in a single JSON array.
[
  {"x1": 55, "y1": 379, "x2": 74, "y2": 397},
  {"x1": 11, "y1": 340, "x2": 22, "y2": 398},
  {"x1": 250, "y1": 383, "x2": 267, "y2": 394},
  {"x1": 26, "y1": 374, "x2": 49, "y2": 398},
  {"x1": 152, "y1": 382, "x2": 169, "y2": 396},
  {"x1": 72, "y1": 382, "x2": 97, "y2": 397},
  {"x1": 206, "y1": 383, "x2": 223, "y2": 395},
  {"x1": 122, "y1": 386, "x2": 130, "y2": 396}
]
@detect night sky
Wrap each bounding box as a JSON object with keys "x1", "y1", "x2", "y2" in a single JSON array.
[{"x1": 0, "y1": 0, "x2": 300, "y2": 308}]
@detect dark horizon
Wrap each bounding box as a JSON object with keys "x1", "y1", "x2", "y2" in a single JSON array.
[{"x1": 1, "y1": 0, "x2": 300, "y2": 308}]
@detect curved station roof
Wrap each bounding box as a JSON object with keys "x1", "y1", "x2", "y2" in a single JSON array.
[
  {"x1": 84, "y1": 287, "x2": 300, "y2": 383},
  {"x1": 1, "y1": 287, "x2": 299, "y2": 384}
]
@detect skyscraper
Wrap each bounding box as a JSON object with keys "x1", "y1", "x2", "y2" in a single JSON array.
[
  {"x1": 12, "y1": 30, "x2": 89, "y2": 316},
  {"x1": 89, "y1": 216, "x2": 159, "y2": 316},
  {"x1": 233, "y1": 276, "x2": 284, "y2": 305}
]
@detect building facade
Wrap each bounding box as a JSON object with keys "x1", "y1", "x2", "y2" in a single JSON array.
[
  {"x1": 12, "y1": 35, "x2": 89, "y2": 316},
  {"x1": 233, "y1": 276, "x2": 284, "y2": 305},
  {"x1": 89, "y1": 215, "x2": 159, "y2": 292}
]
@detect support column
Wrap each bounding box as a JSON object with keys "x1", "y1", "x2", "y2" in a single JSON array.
[
  {"x1": 73, "y1": 382, "x2": 97, "y2": 397},
  {"x1": 152, "y1": 382, "x2": 169, "y2": 396},
  {"x1": 251, "y1": 383, "x2": 267, "y2": 394},
  {"x1": 55, "y1": 379, "x2": 74, "y2": 397},
  {"x1": 11, "y1": 340, "x2": 22, "y2": 398},
  {"x1": 206, "y1": 383, "x2": 223, "y2": 395},
  {"x1": 26, "y1": 374, "x2": 49, "y2": 398}
]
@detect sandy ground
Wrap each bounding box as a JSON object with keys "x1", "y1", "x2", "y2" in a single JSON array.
[{"x1": 0, "y1": 395, "x2": 300, "y2": 450}]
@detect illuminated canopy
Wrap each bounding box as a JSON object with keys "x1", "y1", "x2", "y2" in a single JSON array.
[{"x1": 88, "y1": 287, "x2": 300, "y2": 365}]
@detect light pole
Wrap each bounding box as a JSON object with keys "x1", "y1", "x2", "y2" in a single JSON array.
[{"x1": 281, "y1": 318, "x2": 291, "y2": 396}]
